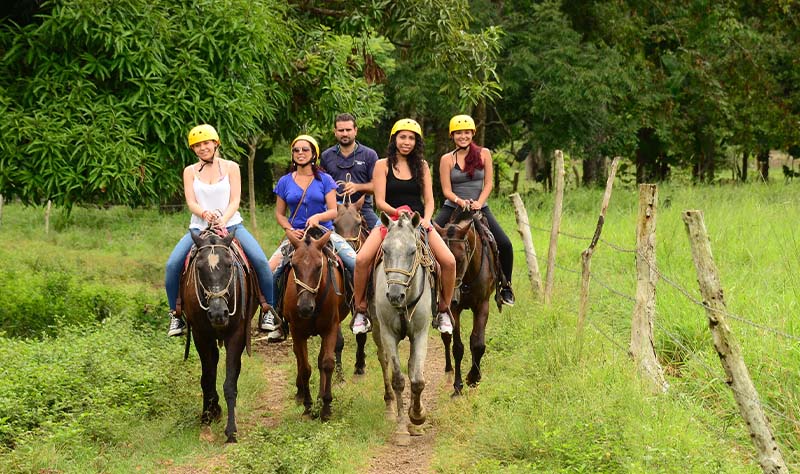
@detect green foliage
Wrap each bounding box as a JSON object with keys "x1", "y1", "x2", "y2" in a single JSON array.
[{"x1": 0, "y1": 0, "x2": 294, "y2": 210}]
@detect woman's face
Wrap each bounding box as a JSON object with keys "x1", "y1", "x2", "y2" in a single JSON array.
[
  {"x1": 292, "y1": 140, "x2": 314, "y2": 166},
  {"x1": 452, "y1": 129, "x2": 474, "y2": 149},
  {"x1": 395, "y1": 131, "x2": 416, "y2": 156},
  {"x1": 191, "y1": 140, "x2": 217, "y2": 161}
]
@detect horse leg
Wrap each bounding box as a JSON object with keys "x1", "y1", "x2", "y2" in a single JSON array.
[
  {"x1": 372, "y1": 325, "x2": 395, "y2": 419},
  {"x1": 407, "y1": 332, "x2": 428, "y2": 428},
  {"x1": 318, "y1": 325, "x2": 339, "y2": 422},
  {"x1": 441, "y1": 331, "x2": 453, "y2": 373},
  {"x1": 354, "y1": 332, "x2": 367, "y2": 375},
  {"x1": 334, "y1": 327, "x2": 345, "y2": 383},
  {"x1": 292, "y1": 336, "x2": 313, "y2": 418},
  {"x1": 388, "y1": 342, "x2": 410, "y2": 446},
  {"x1": 452, "y1": 309, "x2": 465, "y2": 396},
  {"x1": 466, "y1": 303, "x2": 489, "y2": 387},
  {"x1": 196, "y1": 338, "x2": 221, "y2": 425},
  {"x1": 222, "y1": 338, "x2": 245, "y2": 443}
]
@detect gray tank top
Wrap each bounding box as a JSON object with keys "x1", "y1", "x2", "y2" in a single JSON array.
[{"x1": 445, "y1": 160, "x2": 487, "y2": 208}]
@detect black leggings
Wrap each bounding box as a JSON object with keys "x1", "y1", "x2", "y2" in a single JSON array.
[{"x1": 434, "y1": 205, "x2": 513, "y2": 284}]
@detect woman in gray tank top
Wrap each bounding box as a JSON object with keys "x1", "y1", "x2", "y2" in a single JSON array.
[{"x1": 434, "y1": 114, "x2": 515, "y2": 306}]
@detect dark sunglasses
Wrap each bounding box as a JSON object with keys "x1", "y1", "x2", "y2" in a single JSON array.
[{"x1": 292, "y1": 146, "x2": 312, "y2": 153}]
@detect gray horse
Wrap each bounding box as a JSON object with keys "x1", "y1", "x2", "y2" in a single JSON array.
[{"x1": 370, "y1": 211, "x2": 433, "y2": 445}]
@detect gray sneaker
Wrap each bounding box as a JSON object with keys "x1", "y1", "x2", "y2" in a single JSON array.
[
  {"x1": 259, "y1": 306, "x2": 281, "y2": 331},
  {"x1": 168, "y1": 312, "x2": 186, "y2": 337}
]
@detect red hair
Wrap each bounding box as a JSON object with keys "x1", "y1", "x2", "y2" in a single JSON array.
[{"x1": 462, "y1": 142, "x2": 484, "y2": 179}]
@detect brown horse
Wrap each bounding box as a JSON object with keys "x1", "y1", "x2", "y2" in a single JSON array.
[
  {"x1": 333, "y1": 195, "x2": 369, "y2": 376},
  {"x1": 283, "y1": 228, "x2": 348, "y2": 421},
  {"x1": 179, "y1": 229, "x2": 257, "y2": 442},
  {"x1": 435, "y1": 209, "x2": 497, "y2": 396}
]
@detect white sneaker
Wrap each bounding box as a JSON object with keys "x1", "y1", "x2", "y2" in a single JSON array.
[
  {"x1": 352, "y1": 312, "x2": 371, "y2": 334},
  {"x1": 167, "y1": 312, "x2": 186, "y2": 337},
  {"x1": 259, "y1": 307, "x2": 280, "y2": 331},
  {"x1": 267, "y1": 327, "x2": 286, "y2": 343},
  {"x1": 436, "y1": 312, "x2": 453, "y2": 334}
]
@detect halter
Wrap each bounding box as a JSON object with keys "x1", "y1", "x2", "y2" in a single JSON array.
[
  {"x1": 383, "y1": 231, "x2": 431, "y2": 321},
  {"x1": 334, "y1": 172, "x2": 365, "y2": 252},
  {"x1": 190, "y1": 242, "x2": 239, "y2": 317},
  {"x1": 293, "y1": 254, "x2": 325, "y2": 297},
  {"x1": 442, "y1": 219, "x2": 478, "y2": 289}
]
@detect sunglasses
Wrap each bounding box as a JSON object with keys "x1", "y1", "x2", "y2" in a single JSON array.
[{"x1": 292, "y1": 146, "x2": 312, "y2": 153}]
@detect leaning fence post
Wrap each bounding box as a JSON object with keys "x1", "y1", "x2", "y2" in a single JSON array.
[
  {"x1": 45, "y1": 200, "x2": 52, "y2": 234},
  {"x1": 629, "y1": 184, "x2": 668, "y2": 392},
  {"x1": 577, "y1": 157, "x2": 619, "y2": 343},
  {"x1": 510, "y1": 193, "x2": 543, "y2": 297},
  {"x1": 682, "y1": 210, "x2": 787, "y2": 474},
  {"x1": 544, "y1": 150, "x2": 565, "y2": 304}
]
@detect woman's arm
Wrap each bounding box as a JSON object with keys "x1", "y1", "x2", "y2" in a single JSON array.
[
  {"x1": 472, "y1": 149, "x2": 494, "y2": 209},
  {"x1": 373, "y1": 159, "x2": 396, "y2": 216},
  {"x1": 275, "y1": 196, "x2": 302, "y2": 239},
  {"x1": 219, "y1": 160, "x2": 241, "y2": 225},
  {"x1": 306, "y1": 189, "x2": 338, "y2": 228},
  {"x1": 421, "y1": 161, "x2": 434, "y2": 226}
]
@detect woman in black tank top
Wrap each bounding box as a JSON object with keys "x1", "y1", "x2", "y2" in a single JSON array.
[{"x1": 349, "y1": 119, "x2": 457, "y2": 335}]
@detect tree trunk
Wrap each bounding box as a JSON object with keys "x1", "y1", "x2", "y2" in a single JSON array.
[
  {"x1": 246, "y1": 133, "x2": 262, "y2": 231},
  {"x1": 582, "y1": 155, "x2": 606, "y2": 187},
  {"x1": 756, "y1": 150, "x2": 770, "y2": 182},
  {"x1": 741, "y1": 151, "x2": 748, "y2": 182}
]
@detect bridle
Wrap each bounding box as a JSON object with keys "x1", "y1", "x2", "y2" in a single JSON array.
[
  {"x1": 335, "y1": 172, "x2": 366, "y2": 252},
  {"x1": 442, "y1": 219, "x2": 478, "y2": 289},
  {"x1": 190, "y1": 242, "x2": 239, "y2": 316},
  {"x1": 383, "y1": 230, "x2": 431, "y2": 321},
  {"x1": 292, "y1": 253, "x2": 325, "y2": 297}
]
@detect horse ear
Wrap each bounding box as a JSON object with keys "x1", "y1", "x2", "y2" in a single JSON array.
[
  {"x1": 433, "y1": 222, "x2": 445, "y2": 235},
  {"x1": 337, "y1": 203, "x2": 346, "y2": 214},
  {"x1": 411, "y1": 212, "x2": 421, "y2": 228},
  {"x1": 354, "y1": 194, "x2": 365, "y2": 210},
  {"x1": 191, "y1": 231, "x2": 204, "y2": 247},
  {"x1": 380, "y1": 212, "x2": 391, "y2": 227},
  {"x1": 223, "y1": 229, "x2": 236, "y2": 246},
  {"x1": 314, "y1": 230, "x2": 332, "y2": 249}
]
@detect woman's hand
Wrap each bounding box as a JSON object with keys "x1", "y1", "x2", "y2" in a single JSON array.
[
  {"x1": 201, "y1": 209, "x2": 219, "y2": 223},
  {"x1": 306, "y1": 214, "x2": 320, "y2": 228},
  {"x1": 469, "y1": 200, "x2": 482, "y2": 210}
]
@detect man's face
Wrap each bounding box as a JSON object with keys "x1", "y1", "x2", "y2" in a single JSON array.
[{"x1": 334, "y1": 120, "x2": 357, "y2": 147}]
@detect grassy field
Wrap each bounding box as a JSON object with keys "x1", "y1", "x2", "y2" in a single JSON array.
[{"x1": 0, "y1": 179, "x2": 798, "y2": 472}]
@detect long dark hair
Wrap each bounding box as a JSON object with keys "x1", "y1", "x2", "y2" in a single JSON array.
[
  {"x1": 386, "y1": 132, "x2": 426, "y2": 181},
  {"x1": 460, "y1": 142, "x2": 484, "y2": 179}
]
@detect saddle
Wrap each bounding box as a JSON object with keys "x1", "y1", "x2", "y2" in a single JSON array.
[{"x1": 454, "y1": 210, "x2": 507, "y2": 312}]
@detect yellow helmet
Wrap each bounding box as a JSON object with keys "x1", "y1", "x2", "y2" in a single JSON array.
[
  {"x1": 187, "y1": 124, "x2": 220, "y2": 147},
  {"x1": 390, "y1": 118, "x2": 422, "y2": 139},
  {"x1": 449, "y1": 115, "x2": 476, "y2": 134},
  {"x1": 291, "y1": 134, "x2": 320, "y2": 158}
]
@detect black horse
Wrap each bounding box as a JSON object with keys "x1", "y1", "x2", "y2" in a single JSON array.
[{"x1": 177, "y1": 229, "x2": 258, "y2": 443}]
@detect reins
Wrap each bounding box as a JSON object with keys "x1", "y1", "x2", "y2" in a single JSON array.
[
  {"x1": 383, "y1": 231, "x2": 433, "y2": 321},
  {"x1": 442, "y1": 219, "x2": 478, "y2": 289},
  {"x1": 189, "y1": 241, "x2": 239, "y2": 317}
]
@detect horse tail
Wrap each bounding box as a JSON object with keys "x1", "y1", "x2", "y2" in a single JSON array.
[{"x1": 183, "y1": 322, "x2": 192, "y2": 361}]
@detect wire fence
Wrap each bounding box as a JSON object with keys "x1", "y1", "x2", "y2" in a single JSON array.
[{"x1": 522, "y1": 217, "x2": 800, "y2": 442}]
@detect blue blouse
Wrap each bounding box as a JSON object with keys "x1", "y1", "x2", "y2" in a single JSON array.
[{"x1": 274, "y1": 171, "x2": 337, "y2": 230}]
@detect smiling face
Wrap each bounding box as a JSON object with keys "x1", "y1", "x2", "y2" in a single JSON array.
[
  {"x1": 292, "y1": 139, "x2": 315, "y2": 165},
  {"x1": 394, "y1": 130, "x2": 416, "y2": 156},
  {"x1": 451, "y1": 129, "x2": 474, "y2": 149},
  {"x1": 191, "y1": 139, "x2": 218, "y2": 161}
]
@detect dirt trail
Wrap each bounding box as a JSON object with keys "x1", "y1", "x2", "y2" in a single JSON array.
[
  {"x1": 363, "y1": 336, "x2": 450, "y2": 474},
  {"x1": 170, "y1": 331, "x2": 452, "y2": 474}
]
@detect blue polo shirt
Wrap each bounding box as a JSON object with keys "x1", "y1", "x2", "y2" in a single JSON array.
[{"x1": 319, "y1": 142, "x2": 379, "y2": 207}]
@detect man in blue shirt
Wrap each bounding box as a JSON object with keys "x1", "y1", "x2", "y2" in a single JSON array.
[{"x1": 319, "y1": 113, "x2": 380, "y2": 228}]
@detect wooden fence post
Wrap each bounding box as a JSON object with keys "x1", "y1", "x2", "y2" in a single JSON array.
[
  {"x1": 512, "y1": 170, "x2": 520, "y2": 193},
  {"x1": 510, "y1": 193, "x2": 543, "y2": 297},
  {"x1": 0, "y1": 194, "x2": 4, "y2": 227},
  {"x1": 45, "y1": 200, "x2": 52, "y2": 234},
  {"x1": 629, "y1": 184, "x2": 668, "y2": 392},
  {"x1": 577, "y1": 157, "x2": 619, "y2": 342},
  {"x1": 544, "y1": 150, "x2": 565, "y2": 304},
  {"x1": 682, "y1": 210, "x2": 787, "y2": 474}
]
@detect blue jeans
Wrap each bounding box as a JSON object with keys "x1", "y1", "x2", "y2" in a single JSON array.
[
  {"x1": 361, "y1": 206, "x2": 379, "y2": 229},
  {"x1": 164, "y1": 224, "x2": 275, "y2": 311},
  {"x1": 271, "y1": 231, "x2": 356, "y2": 300}
]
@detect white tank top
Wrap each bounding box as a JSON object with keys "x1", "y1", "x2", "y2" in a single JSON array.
[{"x1": 189, "y1": 168, "x2": 243, "y2": 230}]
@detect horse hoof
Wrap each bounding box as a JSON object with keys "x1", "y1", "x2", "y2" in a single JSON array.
[
  {"x1": 384, "y1": 408, "x2": 397, "y2": 423},
  {"x1": 354, "y1": 367, "x2": 365, "y2": 376},
  {"x1": 225, "y1": 434, "x2": 237, "y2": 444},
  {"x1": 199, "y1": 425, "x2": 215, "y2": 443},
  {"x1": 407, "y1": 423, "x2": 425, "y2": 436},
  {"x1": 393, "y1": 431, "x2": 411, "y2": 446},
  {"x1": 451, "y1": 388, "x2": 462, "y2": 398},
  {"x1": 408, "y1": 409, "x2": 426, "y2": 426}
]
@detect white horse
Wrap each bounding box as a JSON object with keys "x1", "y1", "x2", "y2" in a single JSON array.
[{"x1": 370, "y1": 211, "x2": 434, "y2": 445}]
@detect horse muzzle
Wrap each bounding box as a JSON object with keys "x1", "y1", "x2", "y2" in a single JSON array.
[
  {"x1": 386, "y1": 284, "x2": 407, "y2": 307},
  {"x1": 207, "y1": 299, "x2": 230, "y2": 329}
]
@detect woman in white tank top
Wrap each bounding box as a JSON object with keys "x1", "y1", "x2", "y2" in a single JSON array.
[{"x1": 164, "y1": 124, "x2": 279, "y2": 337}]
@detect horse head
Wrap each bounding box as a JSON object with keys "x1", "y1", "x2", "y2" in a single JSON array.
[
  {"x1": 334, "y1": 195, "x2": 365, "y2": 252},
  {"x1": 287, "y1": 227, "x2": 332, "y2": 319},
  {"x1": 380, "y1": 211, "x2": 422, "y2": 308},
  {"x1": 190, "y1": 230, "x2": 238, "y2": 330},
  {"x1": 434, "y1": 209, "x2": 480, "y2": 305}
]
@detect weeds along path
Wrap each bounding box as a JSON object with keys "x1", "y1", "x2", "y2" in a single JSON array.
[{"x1": 363, "y1": 335, "x2": 450, "y2": 474}]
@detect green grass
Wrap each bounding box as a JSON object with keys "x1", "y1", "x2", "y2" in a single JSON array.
[{"x1": 1, "y1": 180, "x2": 799, "y2": 472}]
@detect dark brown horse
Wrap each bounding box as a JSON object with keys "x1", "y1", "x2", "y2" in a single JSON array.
[
  {"x1": 283, "y1": 228, "x2": 348, "y2": 421},
  {"x1": 333, "y1": 195, "x2": 369, "y2": 376},
  {"x1": 435, "y1": 209, "x2": 497, "y2": 396},
  {"x1": 179, "y1": 229, "x2": 257, "y2": 442}
]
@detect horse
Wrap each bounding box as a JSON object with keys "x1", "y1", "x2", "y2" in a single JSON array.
[
  {"x1": 371, "y1": 211, "x2": 434, "y2": 445},
  {"x1": 333, "y1": 194, "x2": 369, "y2": 376},
  {"x1": 283, "y1": 227, "x2": 348, "y2": 421},
  {"x1": 178, "y1": 229, "x2": 258, "y2": 443},
  {"x1": 434, "y1": 209, "x2": 497, "y2": 396}
]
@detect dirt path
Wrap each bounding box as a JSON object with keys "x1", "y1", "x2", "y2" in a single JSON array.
[{"x1": 363, "y1": 336, "x2": 451, "y2": 474}]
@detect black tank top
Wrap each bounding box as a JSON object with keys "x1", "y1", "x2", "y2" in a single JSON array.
[{"x1": 385, "y1": 164, "x2": 424, "y2": 215}]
